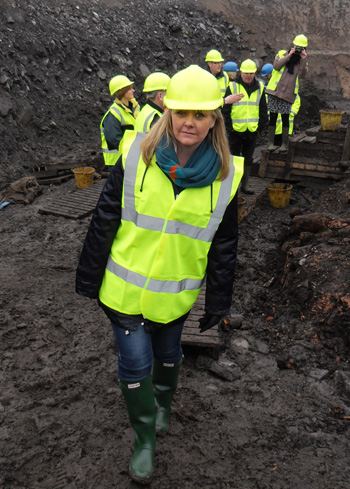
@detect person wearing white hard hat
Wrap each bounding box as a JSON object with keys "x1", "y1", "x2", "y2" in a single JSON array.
[
  {"x1": 134, "y1": 72, "x2": 170, "y2": 132},
  {"x1": 265, "y1": 34, "x2": 308, "y2": 152},
  {"x1": 100, "y1": 75, "x2": 140, "y2": 170},
  {"x1": 76, "y1": 65, "x2": 244, "y2": 484},
  {"x1": 223, "y1": 59, "x2": 268, "y2": 194}
]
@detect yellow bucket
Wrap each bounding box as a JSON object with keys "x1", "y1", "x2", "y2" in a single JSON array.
[
  {"x1": 268, "y1": 183, "x2": 293, "y2": 208},
  {"x1": 238, "y1": 196, "x2": 246, "y2": 220},
  {"x1": 73, "y1": 167, "x2": 95, "y2": 189},
  {"x1": 319, "y1": 110, "x2": 344, "y2": 131}
]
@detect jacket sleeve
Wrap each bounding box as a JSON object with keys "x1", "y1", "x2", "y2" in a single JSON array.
[
  {"x1": 222, "y1": 86, "x2": 234, "y2": 147},
  {"x1": 258, "y1": 88, "x2": 268, "y2": 132},
  {"x1": 273, "y1": 51, "x2": 289, "y2": 71},
  {"x1": 103, "y1": 112, "x2": 123, "y2": 149},
  {"x1": 75, "y1": 158, "x2": 124, "y2": 298},
  {"x1": 205, "y1": 193, "x2": 238, "y2": 316}
]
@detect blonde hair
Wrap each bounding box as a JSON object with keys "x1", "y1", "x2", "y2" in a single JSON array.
[{"x1": 140, "y1": 109, "x2": 231, "y2": 180}]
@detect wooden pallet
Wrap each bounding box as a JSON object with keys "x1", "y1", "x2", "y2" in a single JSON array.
[{"x1": 38, "y1": 179, "x2": 106, "y2": 219}]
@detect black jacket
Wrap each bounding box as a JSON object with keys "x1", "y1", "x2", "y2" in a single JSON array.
[{"x1": 76, "y1": 156, "x2": 239, "y2": 327}]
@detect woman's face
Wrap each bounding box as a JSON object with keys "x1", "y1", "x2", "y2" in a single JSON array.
[
  {"x1": 124, "y1": 86, "x2": 135, "y2": 100},
  {"x1": 171, "y1": 110, "x2": 215, "y2": 151}
]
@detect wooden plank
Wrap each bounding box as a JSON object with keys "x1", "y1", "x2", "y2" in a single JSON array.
[
  {"x1": 302, "y1": 136, "x2": 316, "y2": 144},
  {"x1": 36, "y1": 175, "x2": 74, "y2": 185},
  {"x1": 341, "y1": 116, "x2": 350, "y2": 160},
  {"x1": 292, "y1": 154, "x2": 341, "y2": 167},
  {"x1": 290, "y1": 133, "x2": 307, "y2": 143},
  {"x1": 295, "y1": 141, "x2": 343, "y2": 152},
  {"x1": 306, "y1": 126, "x2": 321, "y2": 135},
  {"x1": 290, "y1": 169, "x2": 343, "y2": 180}
]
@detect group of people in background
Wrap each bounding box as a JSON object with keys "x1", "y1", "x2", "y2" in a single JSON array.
[
  {"x1": 76, "y1": 33, "x2": 308, "y2": 484},
  {"x1": 99, "y1": 33, "x2": 307, "y2": 194}
]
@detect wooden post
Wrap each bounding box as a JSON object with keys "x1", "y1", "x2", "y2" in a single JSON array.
[
  {"x1": 258, "y1": 150, "x2": 269, "y2": 178},
  {"x1": 283, "y1": 141, "x2": 295, "y2": 178},
  {"x1": 341, "y1": 114, "x2": 350, "y2": 161}
]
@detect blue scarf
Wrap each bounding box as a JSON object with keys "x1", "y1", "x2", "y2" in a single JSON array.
[{"x1": 155, "y1": 136, "x2": 221, "y2": 188}]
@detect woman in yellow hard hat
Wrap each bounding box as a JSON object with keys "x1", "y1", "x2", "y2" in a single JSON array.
[
  {"x1": 265, "y1": 34, "x2": 308, "y2": 152},
  {"x1": 100, "y1": 74, "x2": 140, "y2": 170},
  {"x1": 76, "y1": 65, "x2": 244, "y2": 484}
]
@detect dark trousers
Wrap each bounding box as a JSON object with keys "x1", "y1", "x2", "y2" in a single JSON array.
[{"x1": 229, "y1": 130, "x2": 258, "y2": 167}]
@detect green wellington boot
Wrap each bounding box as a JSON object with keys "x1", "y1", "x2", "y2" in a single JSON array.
[
  {"x1": 267, "y1": 125, "x2": 278, "y2": 151},
  {"x1": 153, "y1": 359, "x2": 182, "y2": 435},
  {"x1": 120, "y1": 376, "x2": 156, "y2": 484},
  {"x1": 240, "y1": 164, "x2": 254, "y2": 195},
  {"x1": 279, "y1": 127, "x2": 289, "y2": 153}
]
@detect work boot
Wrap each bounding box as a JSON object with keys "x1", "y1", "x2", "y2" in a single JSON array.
[
  {"x1": 267, "y1": 126, "x2": 278, "y2": 151},
  {"x1": 120, "y1": 376, "x2": 156, "y2": 484},
  {"x1": 240, "y1": 164, "x2": 254, "y2": 195},
  {"x1": 153, "y1": 358, "x2": 182, "y2": 435},
  {"x1": 279, "y1": 127, "x2": 289, "y2": 153}
]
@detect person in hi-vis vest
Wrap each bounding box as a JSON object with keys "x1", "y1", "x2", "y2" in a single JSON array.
[
  {"x1": 76, "y1": 65, "x2": 244, "y2": 484},
  {"x1": 100, "y1": 75, "x2": 140, "y2": 170},
  {"x1": 265, "y1": 34, "x2": 308, "y2": 152},
  {"x1": 134, "y1": 72, "x2": 170, "y2": 133}
]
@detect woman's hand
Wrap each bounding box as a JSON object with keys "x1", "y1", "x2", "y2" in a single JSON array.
[
  {"x1": 224, "y1": 93, "x2": 244, "y2": 105},
  {"x1": 288, "y1": 47, "x2": 296, "y2": 58}
]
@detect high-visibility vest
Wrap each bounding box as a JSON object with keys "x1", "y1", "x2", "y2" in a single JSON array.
[
  {"x1": 99, "y1": 131, "x2": 244, "y2": 323},
  {"x1": 275, "y1": 94, "x2": 301, "y2": 135},
  {"x1": 229, "y1": 81, "x2": 262, "y2": 132},
  {"x1": 266, "y1": 50, "x2": 300, "y2": 96},
  {"x1": 100, "y1": 99, "x2": 139, "y2": 166},
  {"x1": 134, "y1": 103, "x2": 162, "y2": 132},
  {"x1": 217, "y1": 71, "x2": 229, "y2": 97}
]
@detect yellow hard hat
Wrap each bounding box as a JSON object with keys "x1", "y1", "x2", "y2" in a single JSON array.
[
  {"x1": 143, "y1": 72, "x2": 170, "y2": 92},
  {"x1": 240, "y1": 59, "x2": 257, "y2": 73},
  {"x1": 109, "y1": 75, "x2": 133, "y2": 96},
  {"x1": 163, "y1": 65, "x2": 223, "y2": 111},
  {"x1": 205, "y1": 49, "x2": 224, "y2": 63},
  {"x1": 293, "y1": 34, "x2": 308, "y2": 47}
]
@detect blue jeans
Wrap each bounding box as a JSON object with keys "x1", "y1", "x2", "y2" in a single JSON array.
[{"x1": 111, "y1": 318, "x2": 184, "y2": 382}]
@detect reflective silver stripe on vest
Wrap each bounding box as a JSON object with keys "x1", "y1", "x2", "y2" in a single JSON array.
[
  {"x1": 231, "y1": 118, "x2": 259, "y2": 123},
  {"x1": 231, "y1": 82, "x2": 261, "y2": 104},
  {"x1": 122, "y1": 133, "x2": 235, "y2": 242},
  {"x1": 235, "y1": 101, "x2": 259, "y2": 106},
  {"x1": 106, "y1": 257, "x2": 205, "y2": 293},
  {"x1": 111, "y1": 106, "x2": 125, "y2": 125},
  {"x1": 106, "y1": 259, "x2": 148, "y2": 288},
  {"x1": 143, "y1": 111, "x2": 156, "y2": 132}
]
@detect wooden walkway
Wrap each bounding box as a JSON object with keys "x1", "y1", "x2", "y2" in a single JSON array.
[{"x1": 38, "y1": 179, "x2": 105, "y2": 219}]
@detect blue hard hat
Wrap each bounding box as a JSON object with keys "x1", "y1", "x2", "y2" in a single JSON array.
[
  {"x1": 223, "y1": 61, "x2": 238, "y2": 72},
  {"x1": 261, "y1": 63, "x2": 273, "y2": 76}
]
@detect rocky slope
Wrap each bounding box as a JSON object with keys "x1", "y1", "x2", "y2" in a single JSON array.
[{"x1": 2, "y1": 0, "x2": 349, "y2": 188}]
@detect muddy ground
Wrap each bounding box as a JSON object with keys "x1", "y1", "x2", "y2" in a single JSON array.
[{"x1": 1, "y1": 170, "x2": 349, "y2": 489}]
